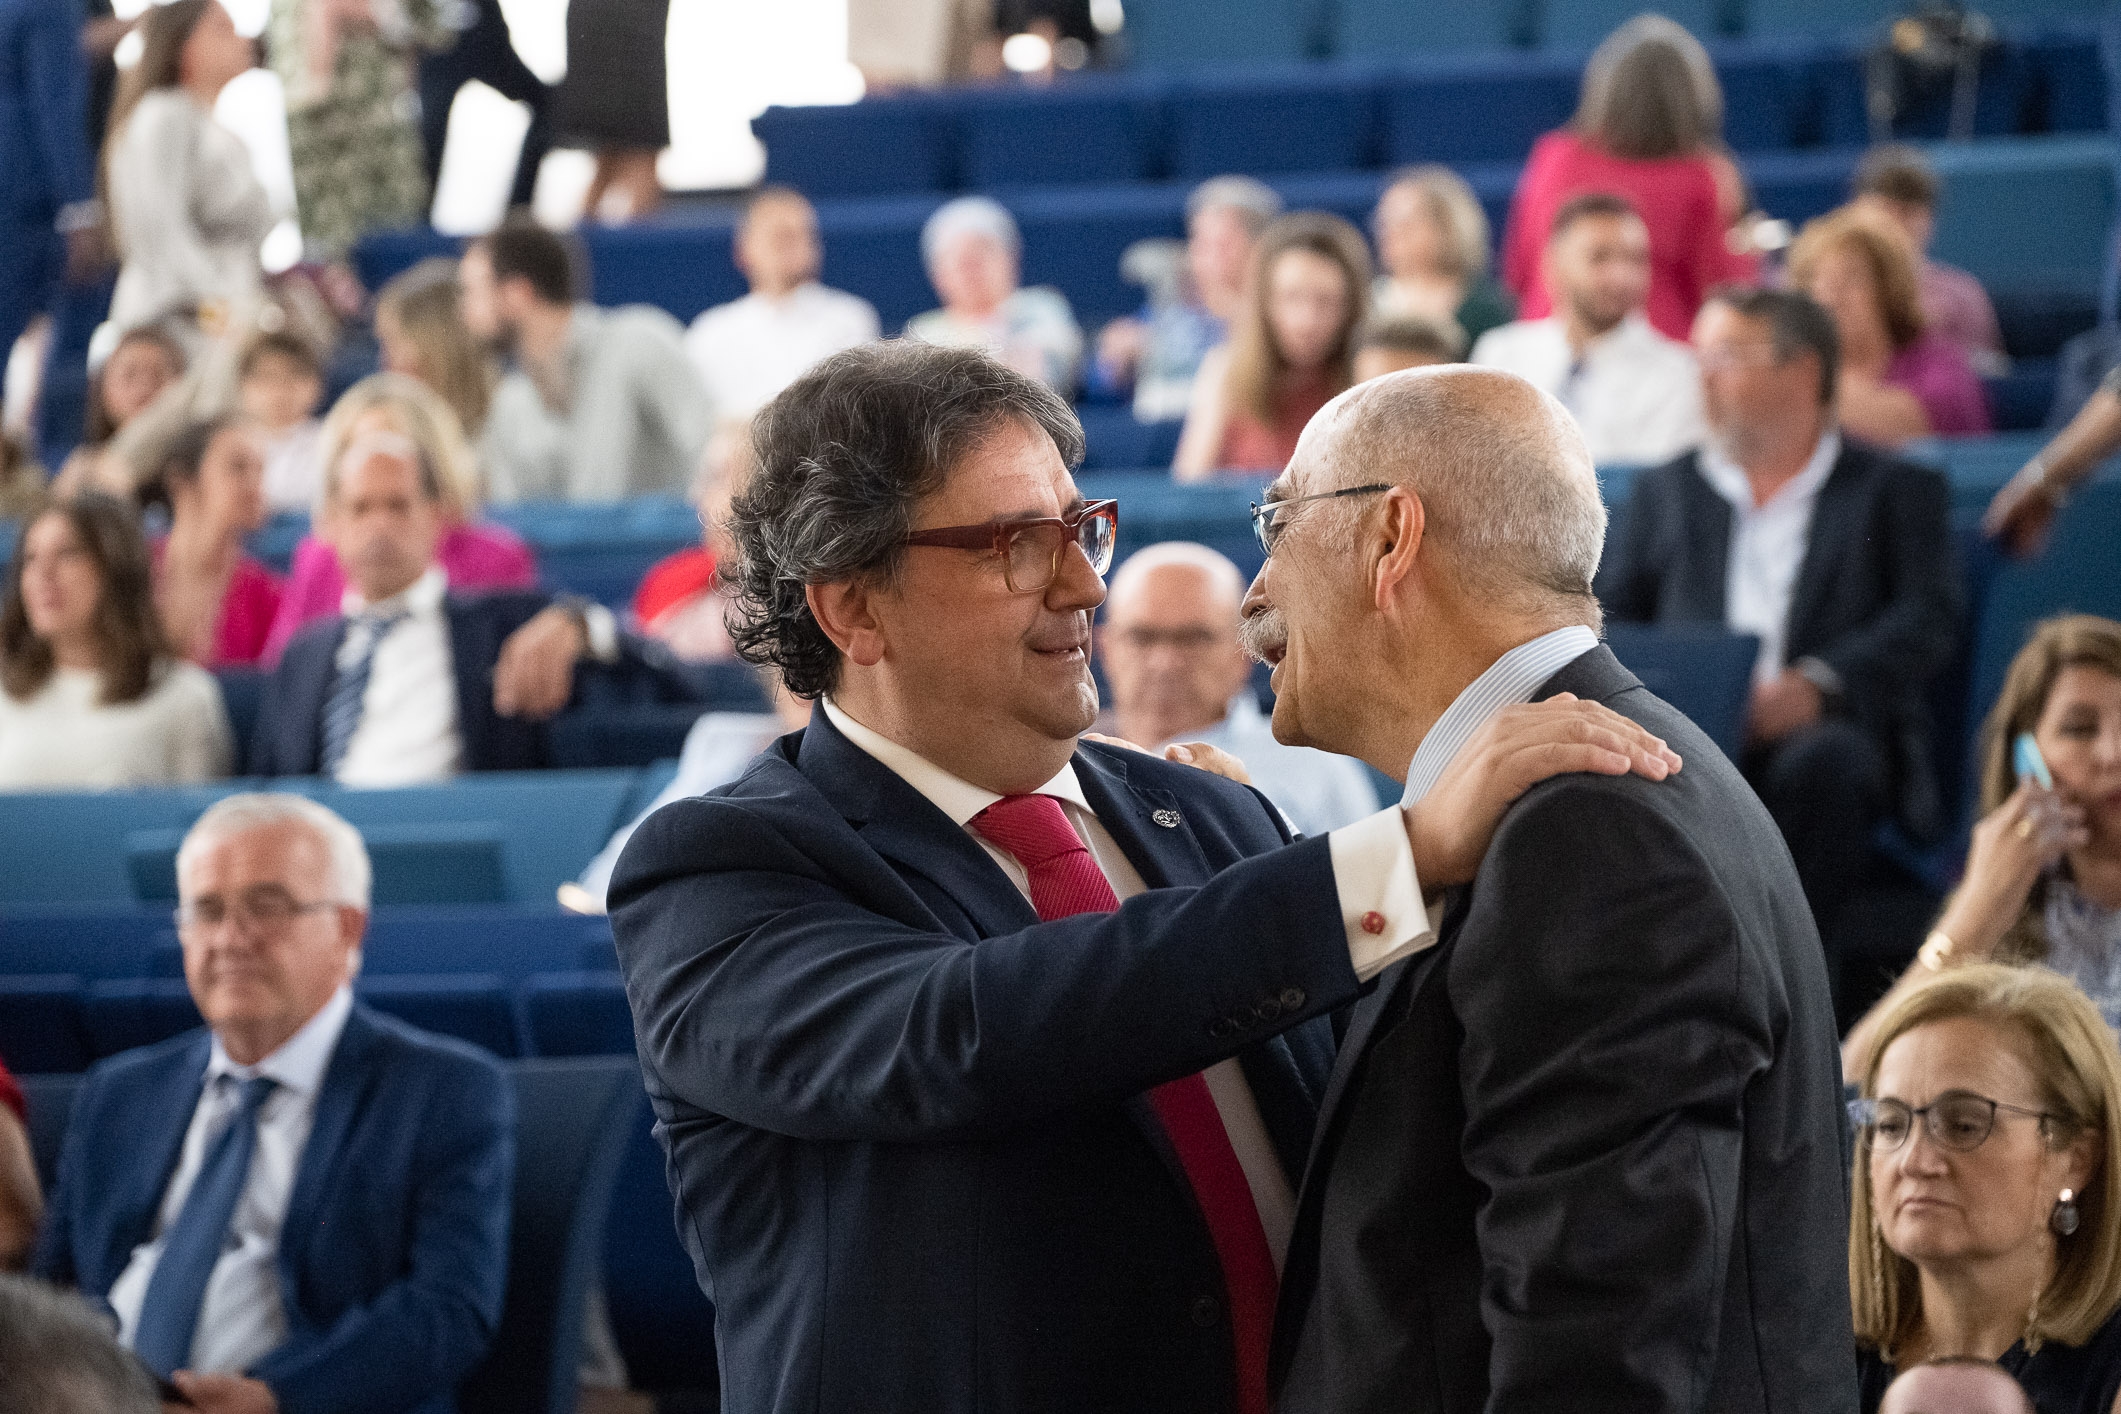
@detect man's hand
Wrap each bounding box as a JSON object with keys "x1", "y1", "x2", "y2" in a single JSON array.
[
  {"x1": 1403, "y1": 694, "x2": 1681, "y2": 894},
  {"x1": 1746, "y1": 669, "x2": 1822, "y2": 747},
  {"x1": 1983, "y1": 461, "x2": 2062, "y2": 559},
  {"x1": 168, "y1": 1372, "x2": 277, "y2": 1414},
  {"x1": 493, "y1": 605, "x2": 587, "y2": 720}
]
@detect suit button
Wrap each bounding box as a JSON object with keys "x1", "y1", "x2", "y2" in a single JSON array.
[
  {"x1": 1253, "y1": 998, "x2": 1283, "y2": 1024},
  {"x1": 1191, "y1": 1295, "x2": 1221, "y2": 1328},
  {"x1": 1279, "y1": 987, "x2": 1306, "y2": 1011},
  {"x1": 1206, "y1": 1017, "x2": 1240, "y2": 1040}
]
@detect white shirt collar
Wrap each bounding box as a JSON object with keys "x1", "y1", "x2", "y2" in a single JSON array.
[
  {"x1": 1401, "y1": 625, "x2": 1601, "y2": 805},
  {"x1": 821, "y1": 697, "x2": 1094, "y2": 825},
  {"x1": 1697, "y1": 429, "x2": 1842, "y2": 513},
  {"x1": 206, "y1": 983, "x2": 354, "y2": 1101},
  {"x1": 341, "y1": 564, "x2": 447, "y2": 619}
]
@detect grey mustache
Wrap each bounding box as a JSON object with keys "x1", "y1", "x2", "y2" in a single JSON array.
[{"x1": 1237, "y1": 607, "x2": 1286, "y2": 665}]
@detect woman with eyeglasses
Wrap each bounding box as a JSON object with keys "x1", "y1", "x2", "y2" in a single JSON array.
[{"x1": 1849, "y1": 963, "x2": 2121, "y2": 1413}]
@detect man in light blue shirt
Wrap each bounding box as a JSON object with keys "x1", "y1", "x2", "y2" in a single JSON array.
[{"x1": 1099, "y1": 541, "x2": 1379, "y2": 836}]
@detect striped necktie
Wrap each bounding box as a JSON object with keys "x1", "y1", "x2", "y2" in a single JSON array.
[{"x1": 321, "y1": 609, "x2": 407, "y2": 776}]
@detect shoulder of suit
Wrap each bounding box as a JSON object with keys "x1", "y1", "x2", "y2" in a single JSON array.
[
  {"x1": 1833, "y1": 438, "x2": 1946, "y2": 492},
  {"x1": 1079, "y1": 739, "x2": 1285, "y2": 825},
  {"x1": 350, "y1": 1003, "x2": 509, "y2": 1087},
  {"x1": 78, "y1": 1027, "x2": 207, "y2": 1098}
]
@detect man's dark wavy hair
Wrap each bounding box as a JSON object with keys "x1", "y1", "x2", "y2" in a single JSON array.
[{"x1": 726, "y1": 342, "x2": 1084, "y2": 700}]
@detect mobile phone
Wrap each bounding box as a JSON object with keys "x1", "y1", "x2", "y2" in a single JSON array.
[{"x1": 2014, "y1": 732, "x2": 2054, "y2": 790}]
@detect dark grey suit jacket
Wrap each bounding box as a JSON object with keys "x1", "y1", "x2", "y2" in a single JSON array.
[{"x1": 1271, "y1": 646, "x2": 1857, "y2": 1414}]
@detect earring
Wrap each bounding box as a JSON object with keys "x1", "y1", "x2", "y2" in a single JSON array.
[{"x1": 2053, "y1": 1188, "x2": 2081, "y2": 1237}]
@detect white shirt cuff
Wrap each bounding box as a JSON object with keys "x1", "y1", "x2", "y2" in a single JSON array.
[
  {"x1": 1326, "y1": 805, "x2": 1436, "y2": 981},
  {"x1": 582, "y1": 604, "x2": 621, "y2": 663}
]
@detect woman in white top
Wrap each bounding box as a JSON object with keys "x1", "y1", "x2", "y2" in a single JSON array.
[
  {"x1": 103, "y1": 0, "x2": 273, "y2": 339},
  {"x1": 0, "y1": 497, "x2": 232, "y2": 789}
]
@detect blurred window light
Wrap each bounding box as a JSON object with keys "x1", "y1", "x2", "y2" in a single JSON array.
[
  {"x1": 1090, "y1": 0, "x2": 1124, "y2": 35},
  {"x1": 432, "y1": 82, "x2": 533, "y2": 234},
  {"x1": 1055, "y1": 36, "x2": 1089, "y2": 69},
  {"x1": 1002, "y1": 31, "x2": 1052, "y2": 73}
]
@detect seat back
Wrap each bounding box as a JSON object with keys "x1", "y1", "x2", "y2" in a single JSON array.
[
  {"x1": 602, "y1": 1109, "x2": 719, "y2": 1396},
  {"x1": 17, "y1": 1071, "x2": 81, "y2": 1192},
  {"x1": 1602, "y1": 625, "x2": 1762, "y2": 765}
]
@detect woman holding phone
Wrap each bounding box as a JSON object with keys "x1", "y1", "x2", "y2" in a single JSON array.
[{"x1": 1845, "y1": 615, "x2": 2121, "y2": 1076}]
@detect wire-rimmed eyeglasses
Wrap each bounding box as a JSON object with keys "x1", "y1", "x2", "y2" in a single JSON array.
[
  {"x1": 1848, "y1": 1090, "x2": 2065, "y2": 1154},
  {"x1": 1249, "y1": 484, "x2": 1391, "y2": 557}
]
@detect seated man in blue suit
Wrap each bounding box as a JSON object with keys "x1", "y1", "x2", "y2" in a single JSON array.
[
  {"x1": 35, "y1": 793, "x2": 513, "y2": 1414},
  {"x1": 252, "y1": 429, "x2": 702, "y2": 783},
  {"x1": 608, "y1": 342, "x2": 1680, "y2": 1414}
]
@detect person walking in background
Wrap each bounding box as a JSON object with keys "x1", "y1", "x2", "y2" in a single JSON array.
[
  {"x1": 1853, "y1": 144, "x2": 2005, "y2": 375},
  {"x1": 560, "y1": 0, "x2": 670, "y2": 224},
  {"x1": 1371, "y1": 166, "x2": 1515, "y2": 346},
  {"x1": 417, "y1": 0, "x2": 550, "y2": 214},
  {"x1": 1503, "y1": 15, "x2": 1756, "y2": 341},
  {"x1": 907, "y1": 196, "x2": 1084, "y2": 394},
  {"x1": 0, "y1": 0, "x2": 99, "y2": 367},
  {"x1": 374, "y1": 256, "x2": 498, "y2": 440},
  {"x1": 1986, "y1": 370, "x2": 2121, "y2": 558},
  {"x1": 1173, "y1": 212, "x2": 1368, "y2": 479},
  {"x1": 1472, "y1": 191, "x2": 1704, "y2": 466},
  {"x1": 0, "y1": 496, "x2": 232, "y2": 789},
  {"x1": 150, "y1": 415, "x2": 282, "y2": 669}
]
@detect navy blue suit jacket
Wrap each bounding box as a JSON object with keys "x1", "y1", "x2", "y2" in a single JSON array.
[
  {"x1": 33, "y1": 1005, "x2": 514, "y2": 1414},
  {"x1": 609, "y1": 707, "x2": 1365, "y2": 1414},
  {"x1": 0, "y1": 0, "x2": 92, "y2": 341}
]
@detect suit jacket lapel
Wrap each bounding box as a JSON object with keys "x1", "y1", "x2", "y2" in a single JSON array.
[
  {"x1": 109, "y1": 1035, "x2": 212, "y2": 1287},
  {"x1": 287, "y1": 622, "x2": 347, "y2": 774},
  {"x1": 1783, "y1": 446, "x2": 1859, "y2": 659},
  {"x1": 280, "y1": 1007, "x2": 377, "y2": 1282},
  {"x1": 1070, "y1": 745, "x2": 1214, "y2": 890},
  {"x1": 1679, "y1": 455, "x2": 1735, "y2": 623}
]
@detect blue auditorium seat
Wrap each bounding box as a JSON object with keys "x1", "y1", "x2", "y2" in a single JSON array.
[
  {"x1": 1164, "y1": 68, "x2": 1379, "y2": 178},
  {"x1": 82, "y1": 978, "x2": 201, "y2": 1059},
  {"x1": 0, "y1": 906, "x2": 171, "y2": 978},
  {"x1": 1076, "y1": 405, "x2": 1185, "y2": 470},
  {"x1": 357, "y1": 908, "x2": 620, "y2": 977},
  {"x1": 1540, "y1": 0, "x2": 1731, "y2": 51},
  {"x1": 2029, "y1": 28, "x2": 2108, "y2": 133},
  {"x1": 1124, "y1": 0, "x2": 1319, "y2": 66},
  {"x1": 17, "y1": 1071, "x2": 79, "y2": 1191},
  {"x1": 1332, "y1": 0, "x2": 1532, "y2": 54},
  {"x1": 1742, "y1": 0, "x2": 1900, "y2": 39},
  {"x1": 0, "y1": 976, "x2": 88, "y2": 1074},
  {"x1": 1968, "y1": 481, "x2": 2121, "y2": 722},
  {"x1": 959, "y1": 80, "x2": 1166, "y2": 189},
  {"x1": 548, "y1": 705, "x2": 705, "y2": 769},
  {"x1": 1601, "y1": 625, "x2": 1761, "y2": 765},
  {"x1": 602, "y1": 1108, "x2": 718, "y2": 1398},
  {"x1": 1376, "y1": 54, "x2": 1578, "y2": 166},
  {"x1": 0, "y1": 787, "x2": 241, "y2": 906},
  {"x1": 358, "y1": 974, "x2": 526, "y2": 1058},
  {"x1": 1012, "y1": 183, "x2": 1188, "y2": 329},
  {"x1": 125, "y1": 821, "x2": 512, "y2": 906},
  {"x1": 461, "y1": 1057, "x2": 644, "y2": 1414},
  {"x1": 1985, "y1": 361, "x2": 2061, "y2": 433},
  {"x1": 1929, "y1": 136, "x2": 2116, "y2": 293},
  {"x1": 524, "y1": 972, "x2": 634, "y2": 1057},
  {"x1": 1994, "y1": 284, "x2": 2103, "y2": 360},
  {"x1": 754, "y1": 97, "x2": 958, "y2": 198}
]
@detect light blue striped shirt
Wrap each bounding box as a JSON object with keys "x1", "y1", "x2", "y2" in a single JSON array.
[{"x1": 1401, "y1": 625, "x2": 1602, "y2": 806}]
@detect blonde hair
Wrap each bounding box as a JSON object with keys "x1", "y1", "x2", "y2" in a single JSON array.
[
  {"x1": 374, "y1": 259, "x2": 496, "y2": 437},
  {"x1": 315, "y1": 373, "x2": 483, "y2": 520},
  {"x1": 1788, "y1": 204, "x2": 1928, "y2": 352},
  {"x1": 1850, "y1": 964, "x2": 2121, "y2": 1355},
  {"x1": 1376, "y1": 165, "x2": 1492, "y2": 282},
  {"x1": 1223, "y1": 212, "x2": 1372, "y2": 428}
]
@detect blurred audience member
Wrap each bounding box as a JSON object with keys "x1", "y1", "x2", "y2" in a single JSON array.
[
  {"x1": 1503, "y1": 15, "x2": 1756, "y2": 340},
  {"x1": 0, "y1": 1054, "x2": 36, "y2": 1270},
  {"x1": 1371, "y1": 165, "x2": 1516, "y2": 346},
  {"x1": 374, "y1": 256, "x2": 496, "y2": 439},
  {"x1": 632, "y1": 420, "x2": 749, "y2": 662},
  {"x1": 573, "y1": 668, "x2": 809, "y2": 910},
  {"x1": 0, "y1": 430, "x2": 46, "y2": 518},
  {"x1": 52, "y1": 326, "x2": 186, "y2": 495},
  {"x1": 1854, "y1": 144, "x2": 2004, "y2": 375},
  {"x1": 906, "y1": 196, "x2": 1083, "y2": 394},
  {"x1": 684, "y1": 187, "x2": 879, "y2": 422},
  {"x1": 1985, "y1": 372, "x2": 2121, "y2": 559},
  {"x1": 1173, "y1": 211, "x2": 1369, "y2": 480},
  {"x1": 238, "y1": 329, "x2": 325, "y2": 513},
  {"x1": 151, "y1": 416, "x2": 280, "y2": 669},
  {"x1": 1788, "y1": 206, "x2": 1990, "y2": 445},
  {"x1": 102, "y1": 0, "x2": 269, "y2": 343},
  {"x1": 1849, "y1": 964, "x2": 2121, "y2": 1414},
  {"x1": 417, "y1": 0, "x2": 550, "y2": 213},
  {"x1": 560, "y1": 0, "x2": 667, "y2": 224},
  {"x1": 1878, "y1": 1359, "x2": 2035, "y2": 1414},
  {"x1": 1597, "y1": 287, "x2": 1960, "y2": 963},
  {"x1": 0, "y1": 1274, "x2": 158, "y2": 1413},
  {"x1": 261, "y1": 374, "x2": 535, "y2": 662},
  {"x1": 253, "y1": 430, "x2": 694, "y2": 782},
  {"x1": 33, "y1": 792, "x2": 513, "y2": 1409},
  {"x1": 0, "y1": 0, "x2": 98, "y2": 366},
  {"x1": 1845, "y1": 615, "x2": 2121, "y2": 1076},
  {"x1": 1473, "y1": 191, "x2": 1704, "y2": 466},
  {"x1": 1092, "y1": 175, "x2": 1283, "y2": 421},
  {"x1": 463, "y1": 220, "x2": 709, "y2": 501},
  {"x1": 1100, "y1": 541, "x2": 1379, "y2": 836},
  {"x1": 267, "y1": 0, "x2": 443, "y2": 257},
  {"x1": 1353, "y1": 312, "x2": 1464, "y2": 382},
  {"x1": 0, "y1": 496, "x2": 231, "y2": 788}
]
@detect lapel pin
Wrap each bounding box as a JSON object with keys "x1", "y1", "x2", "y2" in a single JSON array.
[{"x1": 1152, "y1": 808, "x2": 1182, "y2": 828}]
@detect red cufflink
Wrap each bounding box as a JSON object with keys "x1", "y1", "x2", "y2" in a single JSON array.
[{"x1": 1360, "y1": 911, "x2": 1386, "y2": 935}]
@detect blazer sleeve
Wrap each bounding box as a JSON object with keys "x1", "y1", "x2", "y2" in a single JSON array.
[
  {"x1": 24, "y1": 0, "x2": 95, "y2": 211},
  {"x1": 250, "y1": 640, "x2": 315, "y2": 777},
  {"x1": 610, "y1": 795, "x2": 1361, "y2": 1144},
  {"x1": 251, "y1": 1052, "x2": 514, "y2": 1414},
  {"x1": 1807, "y1": 461, "x2": 1963, "y2": 717},
  {"x1": 1451, "y1": 781, "x2": 1774, "y2": 1413},
  {"x1": 28, "y1": 1069, "x2": 93, "y2": 1289}
]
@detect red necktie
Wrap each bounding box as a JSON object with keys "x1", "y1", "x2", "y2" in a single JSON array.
[{"x1": 972, "y1": 793, "x2": 1277, "y2": 1414}]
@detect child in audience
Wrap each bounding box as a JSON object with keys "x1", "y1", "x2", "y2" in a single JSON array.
[
  {"x1": 51, "y1": 326, "x2": 186, "y2": 495},
  {"x1": 1353, "y1": 313, "x2": 1465, "y2": 383},
  {"x1": 149, "y1": 415, "x2": 281, "y2": 668},
  {"x1": 238, "y1": 329, "x2": 326, "y2": 513}
]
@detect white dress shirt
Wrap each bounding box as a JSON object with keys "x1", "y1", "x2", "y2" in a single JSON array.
[
  {"x1": 1694, "y1": 431, "x2": 1841, "y2": 685},
  {"x1": 110, "y1": 986, "x2": 355, "y2": 1376},
  {"x1": 822, "y1": 699, "x2": 1433, "y2": 1266},
  {"x1": 333, "y1": 566, "x2": 462, "y2": 788},
  {"x1": 684, "y1": 283, "x2": 880, "y2": 421},
  {"x1": 1402, "y1": 625, "x2": 1602, "y2": 806},
  {"x1": 1470, "y1": 315, "x2": 1705, "y2": 467}
]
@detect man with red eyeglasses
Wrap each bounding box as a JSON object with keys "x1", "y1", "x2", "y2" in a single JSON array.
[{"x1": 608, "y1": 342, "x2": 1680, "y2": 1414}]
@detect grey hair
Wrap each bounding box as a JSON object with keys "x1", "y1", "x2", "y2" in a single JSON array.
[
  {"x1": 1186, "y1": 175, "x2": 1284, "y2": 237},
  {"x1": 1313, "y1": 367, "x2": 1607, "y2": 620},
  {"x1": 921, "y1": 196, "x2": 1021, "y2": 267},
  {"x1": 728, "y1": 341, "x2": 1085, "y2": 699},
  {"x1": 1106, "y1": 541, "x2": 1247, "y2": 621},
  {"x1": 177, "y1": 793, "x2": 374, "y2": 911},
  {"x1": 0, "y1": 1274, "x2": 161, "y2": 1414}
]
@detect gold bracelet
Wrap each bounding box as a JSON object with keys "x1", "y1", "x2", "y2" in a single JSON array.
[{"x1": 1918, "y1": 929, "x2": 1957, "y2": 972}]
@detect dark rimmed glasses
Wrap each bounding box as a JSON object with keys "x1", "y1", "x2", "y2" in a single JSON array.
[
  {"x1": 176, "y1": 885, "x2": 345, "y2": 935},
  {"x1": 904, "y1": 499, "x2": 1118, "y2": 594},
  {"x1": 1848, "y1": 1090, "x2": 2064, "y2": 1154},
  {"x1": 1250, "y1": 483, "x2": 1392, "y2": 556}
]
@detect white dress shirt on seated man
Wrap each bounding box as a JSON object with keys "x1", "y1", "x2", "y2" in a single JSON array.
[
  {"x1": 1158, "y1": 692, "x2": 1381, "y2": 838},
  {"x1": 1470, "y1": 314, "x2": 1705, "y2": 467},
  {"x1": 823, "y1": 697, "x2": 1435, "y2": 1267},
  {"x1": 333, "y1": 566, "x2": 462, "y2": 788},
  {"x1": 1695, "y1": 429, "x2": 1842, "y2": 685},
  {"x1": 685, "y1": 282, "x2": 880, "y2": 421},
  {"x1": 107, "y1": 985, "x2": 355, "y2": 1375}
]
